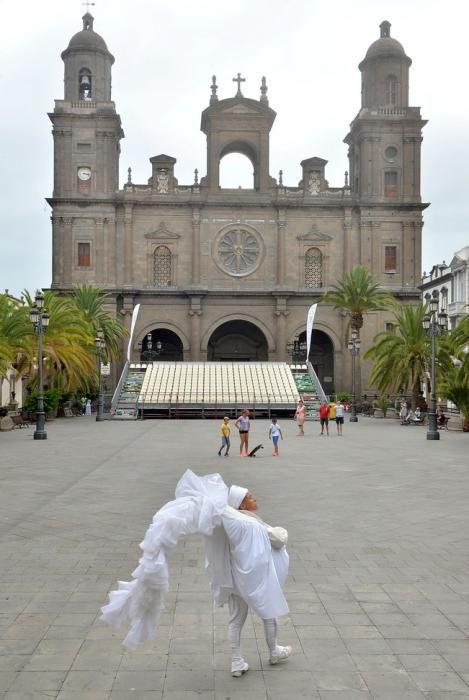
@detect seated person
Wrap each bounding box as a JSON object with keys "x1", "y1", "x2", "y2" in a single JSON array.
[
  {"x1": 414, "y1": 407, "x2": 422, "y2": 422},
  {"x1": 437, "y1": 408, "x2": 446, "y2": 427}
]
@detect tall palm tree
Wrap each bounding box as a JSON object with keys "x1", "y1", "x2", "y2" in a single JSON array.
[
  {"x1": 23, "y1": 290, "x2": 96, "y2": 393},
  {"x1": 71, "y1": 285, "x2": 128, "y2": 362},
  {"x1": 321, "y1": 264, "x2": 395, "y2": 337},
  {"x1": 365, "y1": 303, "x2": 451, "y2": 409},
  {"x1": 0, "y1": 293, "x2": 33, "y2": 379}
]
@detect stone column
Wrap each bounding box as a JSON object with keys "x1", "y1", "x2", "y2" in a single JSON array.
[
  {"x1": 276, "y1": 208, "x2": 286, "y2": 286},
  {"x1": 274, "y1": 297, "x2": 288, "y2": 361},
  {"x1": 402, "y1": 221, "x2": 415, "y2": 288},
  {"x1": 191, "y1": 207, "x2": 201, "y2": 285},
  {"x1": 51, "y1": 216, "x2": 62, "y2": 288},
  {"x1": 414, "y1": 221, "x2": 423, "y2": 284},
  {"x1": 124, "y1": 204, "x2": 133, "y2": 287},
  {"x1": 95, "y1": 218, "x2": 105, "y2": 285},
  {"x1": 342, "y1": 208, "x2": 352, "y2": 275},
  {"x1": 188, "y1": 296, "x2": 202, "y2": 360},
  {"x1": 96, "y1": 130, "x2": 105, "y2": 195},
  {"x1": 63, "y1": 217, "x2": 73, "y2": 288},
  {"x1": 115, "y1": 208, "x2": 125, "y2": 287}
]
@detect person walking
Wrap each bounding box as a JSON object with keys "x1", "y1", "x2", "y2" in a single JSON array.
[
  {"x1": 319, "y1": 401, "x2": 330, "y2": 435},
  {"x1": 100, "y1": 470, "x2": 292, "y2": 678},
  {"x1": 399, "y1": 400, "x2": 408, "y2": 425},
  {"x1": 335, "y1": 401, "x2": 345, "y2": 435},
  {"x1": 85, "y1": 398, "x2": 92, "y2": 416},
  {"x1": 269, "y1": 417, "x2": 283, "y2": 456},
  {"x1": 235, "y1": 409, "x2": 250, "y2": 457},
  {"x1": 294, "y1": 399, "x2": 306, "y2": 436},
  {"x1": 218, "y1": 416, "x2": 231, "y2": 457}
]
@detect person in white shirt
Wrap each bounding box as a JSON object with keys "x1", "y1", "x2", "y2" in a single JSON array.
[
  {"x1": 268, "y1": 418, "x2": 283, "y2": 456},
  {"x1": 335, "y1": 402, "x2": 345, "y2": 435}
]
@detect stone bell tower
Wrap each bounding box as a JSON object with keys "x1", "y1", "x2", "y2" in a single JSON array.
[
  {"x1": 200, "y1": 75, "x2": 277, "y2": 193},
  {"x1": 49, "y1": 13, "x2": 124, "y2": 289}
]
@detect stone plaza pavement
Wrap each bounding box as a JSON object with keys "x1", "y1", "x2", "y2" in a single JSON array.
[{"x1": 1, "y1": 417, "x2": 469, "y2": 700}]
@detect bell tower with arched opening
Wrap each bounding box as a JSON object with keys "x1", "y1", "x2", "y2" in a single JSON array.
[{"x1": 200, "y1": 75, "x2": 277, "y2": 193}]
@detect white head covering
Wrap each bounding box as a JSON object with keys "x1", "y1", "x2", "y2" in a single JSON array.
[{"x1": 228, "y1": 485, "x2": 248, "y2": 509}]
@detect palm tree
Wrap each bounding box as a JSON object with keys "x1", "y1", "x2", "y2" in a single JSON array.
[
  {"x1": 321, "y1": 265, "x2": 395, "y2": 337},
  {"x1": 71, "y1": 285, "x2": 128, "y2": 362},
  {"x1": 23, "y1": 290, "x2": 96, "y2": 393},
  {"x1": 365, "y1": 303, "x2": 451, "y2": 409},
  {"x1": 439, "y1": 316, "x2": 469, "y2": 431},
  {"x1": 0, "y1": 293, "x2": 33, "y2": 380}
]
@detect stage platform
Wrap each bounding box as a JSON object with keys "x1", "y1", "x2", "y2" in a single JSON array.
[{"x1": 113, "y1": 361, "x2": 303, "y2": 418}]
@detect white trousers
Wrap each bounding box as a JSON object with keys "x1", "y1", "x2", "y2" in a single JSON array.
[{"x1": 228, "y1": 594, "x2": 278, "y2": 669}]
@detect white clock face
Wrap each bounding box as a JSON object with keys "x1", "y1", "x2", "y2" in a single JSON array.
[{"x1": 78, "y1": 167, "x2": 91, "y2": 181}]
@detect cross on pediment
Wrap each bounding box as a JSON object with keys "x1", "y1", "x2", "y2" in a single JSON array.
[{"x1": 233, "y1": 73, "x2": 246, "y2": 97}]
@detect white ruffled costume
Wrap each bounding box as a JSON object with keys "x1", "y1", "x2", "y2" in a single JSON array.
[{"x1": 100, "y1": 469, "x2": 289, "y2": 656}]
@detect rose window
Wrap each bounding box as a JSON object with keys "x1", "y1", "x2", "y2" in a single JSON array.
[{"x1": 217, "y1": 229, "x2": 260, "y2": 276}]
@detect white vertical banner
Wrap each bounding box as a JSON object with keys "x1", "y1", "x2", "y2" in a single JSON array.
[
  {"x1": 306, "y1": 303, "x2": 317, "y2": 361},
  {"x1": 126, "y1": 303, "x2": 141, "y2": 363}
]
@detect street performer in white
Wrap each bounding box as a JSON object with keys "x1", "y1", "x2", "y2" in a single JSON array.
[{"x1": 100, "y1": 470, "x2": 292, "y2": 677}]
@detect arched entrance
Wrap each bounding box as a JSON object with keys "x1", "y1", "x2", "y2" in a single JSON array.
[
  {"x1": 299, "y1": 329, "x2": 335, "y2": 393},
  {"x1": 208, "y1": 320, "x2": 268, "y2": 361},
  {"x1": 140, "y1": 328, "x2": 183, "y2": 361}
]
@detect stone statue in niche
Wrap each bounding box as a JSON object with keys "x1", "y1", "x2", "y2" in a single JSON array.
[
  {"x1": 156, "y1": 169, "x2": 169, "y2": 194},
  {"x1": 308, "y1": 171, "x2": 321, "y2": 195}
]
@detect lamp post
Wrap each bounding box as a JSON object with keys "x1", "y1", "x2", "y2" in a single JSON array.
[
  {"x1": 423, "y1": 290, "x2": 448, "y2": 441},
  {"x1": 29, "y1": 290, "x2": 50, "y2": 440},
  {"x1": 348, "y1": 329, "x2": 361, "y2": 423},
  {"x1": 286, "y1": 337, "x2": 307, "y2": 364},
  {"x1": 95, "y1": 330, "x2": 105, "y2": 422},
  {"x1": 141, "y1": 333, "x2": 163, "y2": 362}
]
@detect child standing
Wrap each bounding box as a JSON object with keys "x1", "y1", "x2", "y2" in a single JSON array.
[
  {"x1": 269, "y1": 417, "x2": 283, "y2": 456},
  {"x1": 218, "y1": 416, "x2": 231, "y2": 457}
]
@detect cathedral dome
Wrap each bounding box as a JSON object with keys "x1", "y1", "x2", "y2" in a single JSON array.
[
  {"x1": 62, "y1": 14, "x2": 114, "y2": 61},
  {"x1": 361, "y1": 21, "x2": 411, "y2": 66}
]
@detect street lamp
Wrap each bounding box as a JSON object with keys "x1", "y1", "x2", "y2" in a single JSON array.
[
  {"x1": 95, "y1": 330, "x2": 105, "y2": 422},
  {"x1": 141, "y1": 333, "x2": 163, "y2": 362},
  {"x1": 29, "y1": 290, "x2": 50, "y2": 440},
  {"x1": 286, "y1": 337, "x2": 307, "y2": 364},
  {"x1": 422, "y1": 290, "x2": 448, "y2": 441},
  {"x1": 348, "y1": 329, "x2": 361, "y2": 423}
]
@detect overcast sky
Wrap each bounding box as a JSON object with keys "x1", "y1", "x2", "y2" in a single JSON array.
[{"x1": 1, "y1": 0, "x2": 468, "y2": 297}]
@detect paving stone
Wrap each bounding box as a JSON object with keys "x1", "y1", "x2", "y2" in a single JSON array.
[{"x1": 2, "y1": 419, "x2": 469, "y2": 697}]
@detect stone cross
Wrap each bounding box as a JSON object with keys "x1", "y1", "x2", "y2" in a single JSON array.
[
  {"x1": 82, "y1": 1, "x2": 96, "y2": 10},
  {"x1": 233, "y1": 73, "x2": 246, "y2": 97}
]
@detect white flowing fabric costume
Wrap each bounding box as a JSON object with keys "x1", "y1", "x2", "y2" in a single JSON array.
[{"x1": 100, "y1": 469, "x2": 289, "y2": 652}]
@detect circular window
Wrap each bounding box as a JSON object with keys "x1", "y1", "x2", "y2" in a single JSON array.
[
  {"x1": 384, "y1": 146, "x2": 398, "y2": 161},
  {"x1": 216, "y1": 228, "x2": 261, "y2": 277}
]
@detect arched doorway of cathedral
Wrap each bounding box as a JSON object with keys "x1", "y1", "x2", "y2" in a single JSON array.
[
  {"x1": 299, "y1": 329, "x2": 335, "y2": 394},
  {"x1": 207, "y1": 320, "x2": 268, "y2": 361},
  {"x1": 219, "y1": 146, "x2": 255, "y2": 189},
  {"x1": 141, "y1": 328, "x2": 183, "y2": 361}
]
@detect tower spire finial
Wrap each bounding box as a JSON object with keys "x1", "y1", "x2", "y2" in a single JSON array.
[
  {"x1": 210, "y1": 75, "x2": 218, "y2": 104},
  {"x1": 260, "y1": 76, "x2": 268, "y2": 104},
  {"x1": 379, "y1": 20, "x2": 391, "y2": 38},
  {"x1": 82, "y1": 3, "x2": 95, "y2": 30}
]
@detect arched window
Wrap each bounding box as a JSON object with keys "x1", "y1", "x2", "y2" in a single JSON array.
[
  {"x1": 219, "y1": 153, "x2": 254, "y2": 189},
  {"x1": 384, "y1": 75, "x2": 397, "y2": 105},
  {"x1": 305, "y1": 247, "x2": 323, "y2": 288},
  {"x1": 79, "y1": 69, "x2": 92, "y2": 100},
  {"x1": 153, "y1": 246, "x2": 172, "y2": 287}
]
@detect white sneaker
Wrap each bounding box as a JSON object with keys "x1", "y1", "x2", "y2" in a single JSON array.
[
  {"x1": 269, "y1": 645, "x2": 292, "y2": 665},
  {"x1": 231, "y1": 660, "x2": 249, "y2": 677}
]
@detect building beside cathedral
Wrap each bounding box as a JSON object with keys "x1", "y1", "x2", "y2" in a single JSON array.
[{"x1": 49, "y1": 15, "x2": 427, "y2": 394}]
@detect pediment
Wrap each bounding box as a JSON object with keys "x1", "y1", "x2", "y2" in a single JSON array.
[
  {"x1": 297, "y1": 225, "x2": 332, "y2": 242},
  {"x1": 144, "y1": 221, "x2": 180, "y2": 240}
]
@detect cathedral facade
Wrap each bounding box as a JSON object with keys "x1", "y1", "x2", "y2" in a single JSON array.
[{"x1": 49, "y1": 15, "x2": 426, "y2": 394}]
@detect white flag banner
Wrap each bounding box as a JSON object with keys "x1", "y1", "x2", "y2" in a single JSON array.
[
  {"x1": 126, "y1": 304, "x2": 141, "y2": 363},
  {"x1": 306, "y1": 303, "x2": 317, "y2": 361}
]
